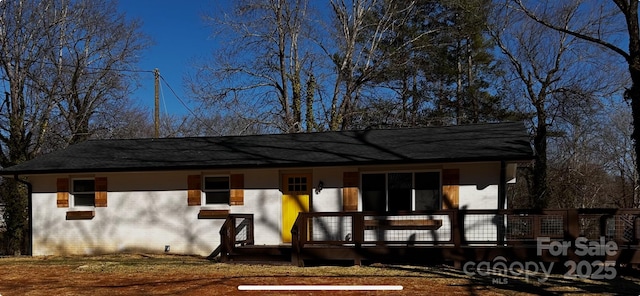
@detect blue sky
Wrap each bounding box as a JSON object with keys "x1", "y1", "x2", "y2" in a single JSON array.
[{"x1": 117, "y1": 0, "x2": 228, "y2": 116}]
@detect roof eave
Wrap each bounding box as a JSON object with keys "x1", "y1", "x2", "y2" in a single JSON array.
[{"x1": 1, "y1": 154, "x2": 534, "y2": 176}]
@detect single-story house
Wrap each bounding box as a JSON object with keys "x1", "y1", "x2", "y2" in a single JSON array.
[{"x1": 1, "y1": 122, "x2": 533, "y2": 256}]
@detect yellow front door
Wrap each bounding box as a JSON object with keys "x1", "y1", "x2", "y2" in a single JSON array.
[{"x1": 282, "y1": 174, "x2": 311, "y2": 243}]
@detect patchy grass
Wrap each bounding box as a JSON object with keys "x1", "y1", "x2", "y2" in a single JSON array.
[{"x1": 0, "y1": 254, "x2": 638, "y2": 295}]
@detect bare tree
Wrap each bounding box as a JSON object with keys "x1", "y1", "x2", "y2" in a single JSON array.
[
  {"x1": 0, "y1": 0, "x2": 149, "y2": 254},
  {"x1": 90, "y1": 100, "x2": 155, "y2": 140},
  {"x1": 324, "y1": 0, "x2": 423, "y2": 130},
  {"x1": 47, "y1": 0, "x2": 149, "y2": 145},
  {"x1": 490, "y1": 1, "x2": 620, "y2": 208},
  {"x1": 0, "y1": 1, "x2": 55, "y2": 167},
  {"x1": 597, "y1": 104, "x2": 638, "y2": 207},
  {"x1": 190, "y1": 0, "x2": 317, "y2": 133},
  {"x1": 0, "y1": 0, "x2": 63, "y2": 255},
  {"x1": 513, "y1": 0, "x2": 640, "y2": 205},
  {"x1": 546, "y1": 95, "x2": 613, "y2": 208}
]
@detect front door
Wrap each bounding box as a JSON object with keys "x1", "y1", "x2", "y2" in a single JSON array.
[{"x1": 281, "y1": 174, "x2": 311, "y2": 243}]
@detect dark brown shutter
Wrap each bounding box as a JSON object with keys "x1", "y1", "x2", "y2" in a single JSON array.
[
  {"x1": 187, "y1": 175, "x2": 201, "y2": 206},
  {"x1": 229, "y1": 174, "x2": 244, "y2": 205},
  {"x1": 94, "y1": 177, "x2": 108, "y2": 207},
  {"x1": 57, "y1": 178, "x2": 69, "y2": 208},
  {"x1": 442, "y1": 169, "x2": 460, "y2": 209},
  {"x1": 342, "y1": 172, "x2": 359, "y2": 211}
]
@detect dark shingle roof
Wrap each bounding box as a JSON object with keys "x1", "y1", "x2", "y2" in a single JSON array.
[{"x1": 2, "y1": 122, "x2": 533, "y2": 175}]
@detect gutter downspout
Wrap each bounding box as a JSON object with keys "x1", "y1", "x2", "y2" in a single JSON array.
[{"x1": 14, "y1": 175, "x2": 33, "y2": 256}]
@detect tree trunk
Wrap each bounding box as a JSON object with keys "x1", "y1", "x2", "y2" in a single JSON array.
[
  {"x1": 624, "y1": 0, "x2": 640, "y2": 208},
  {"x1": 305, "y1": 74, "x2": 316, "y2": 132},
  {"x1": 628, "y1": 67, "x2": 640, "y2": 207},
  {"x1": 2, "y1": 179, "x2": 28, "y2": 255},
  {"x1": 532, "y1": 110, "x2": 549, "y2": 209}
]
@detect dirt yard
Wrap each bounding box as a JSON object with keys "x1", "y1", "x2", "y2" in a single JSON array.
[{"x1": 0, "y1": 254, "x2": 638, "y2": 295}]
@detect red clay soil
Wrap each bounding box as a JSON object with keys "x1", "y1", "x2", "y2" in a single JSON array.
[
  {"x1": 0, "y1": 255, "x2": 637, "y2": 295},
  {"x1": 0, "y1": 265, "x2": 497, "y2": 296}
]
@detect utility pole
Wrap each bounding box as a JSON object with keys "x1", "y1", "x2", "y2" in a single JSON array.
[{"x1": 154, "y1": 68, "x2": 160, "y2": 138}]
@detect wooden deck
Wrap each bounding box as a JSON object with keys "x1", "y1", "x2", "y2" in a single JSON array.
[{"x1": 219, "y1": 209, "x2": 640, "y2": 267}]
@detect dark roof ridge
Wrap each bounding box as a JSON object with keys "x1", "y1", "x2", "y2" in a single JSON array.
[{"x1": 83, "y1": 121, "x2": 520, "y2": 142}]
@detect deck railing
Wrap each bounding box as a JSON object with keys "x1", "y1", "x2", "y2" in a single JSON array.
[
  {"x1": 291, "y1": 209, "x2": 640, "y2": 247},
  {"x1": 290, "y1": 209, "x2": 640, "y2": 265},
  {"x1": 219, "y1": 214, "x2": 254, "y2": 262},
  {"x1": 217, "y1": 209, "x2": 640, "y2": 265}
]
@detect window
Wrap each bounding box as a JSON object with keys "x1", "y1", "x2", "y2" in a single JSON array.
[
  {"x1": 362, "y1": 174, "x2": 386, "y2": 212},
  {"x1": 415, "y1": 172, "x2": 440, "y2": 210},
  {"x1": 286, "y1": 176, "x2": 308, "y2": 193},
  {"x1": 203, "y1": 176, "x2": 230, "y2": 204},
  {"x1": 388, "y1": 173, "x2": 412, "y2": 211},
  {"x1": 72, "y1": 179, "x2": 95, "y2": 207},
  {"x1": 362, "y1": 172, "x2": 441, "y2": 212}
]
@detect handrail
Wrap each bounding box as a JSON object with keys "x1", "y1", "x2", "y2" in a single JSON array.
[
  {"x1": 291, "y1": 214, "x2": 303, "y2": 266},
  {"x1": 219, "y1": 214, "x2": 254, "y2": 262}
]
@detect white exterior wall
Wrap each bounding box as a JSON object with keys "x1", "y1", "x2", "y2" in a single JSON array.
[
  {"x1": 26, "y1": 162, "x2": 512, "y2": 256},
  {"x1": 227, "y1": 169, "x2": 281, "y2": 245},
  {"x1": 311, "y1": 167, "x2": 353, "y2": 213},
  {"x1": 30, "y1": 172, "x2": 225, "y2": 256},
  {"x1": 457, "y1": 162, "x2": 501, "y2": 210},
  {"x1": 457, "y1": 162, "x2": 518, "y2": 243}
]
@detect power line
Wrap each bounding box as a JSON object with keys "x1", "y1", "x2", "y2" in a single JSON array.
[
  {"x1": 2, "y1": 57, "x2": 156, "y2": 74},
  {"x1": 157, "y1": 73, "x2": 216, "y2": 134},
  {"x1": 3, "y1": 58, "x2": 213, "y2": 133},
  {"x1": 158, "y1": 74, "x2": 197, "y2": 118}
]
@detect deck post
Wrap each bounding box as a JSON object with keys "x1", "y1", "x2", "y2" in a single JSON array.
[
  {"x1": 566, "y1": 209, "x2": 580, "y2": 264},
  {"x1": 353, "y1": 212, "x2": 364, "y2": 247},
  {"x1": 566, "y1": 209, "x2": 580, "y2": 240},
  {"x1": 219, "y1": 216, "x2": 234, "y2": 262},
  {"x1": 498, "y1": 161, "x2": 506, "y2": 210},
  {"x1": 497, "y1": 161, "x2": 507, "y2": 246},
  {"x1": 451, "y1": 210, "x2": 463, "y2": 268},
  {"x1": 246, "y1": 215, "x2": 255, "y2": 245},
  {"x1": 353, "y1": 212, "x2": 365, "y2": 265},
  {"x1": 291, "y1": 214, "x2": 305, "y2": 267}
]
